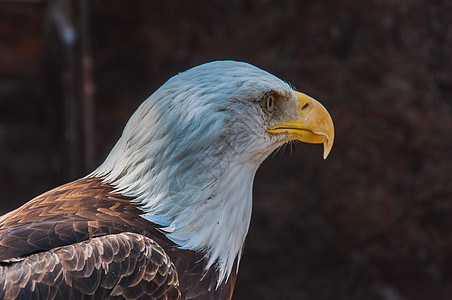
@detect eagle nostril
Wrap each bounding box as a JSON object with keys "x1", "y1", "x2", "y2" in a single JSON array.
[{"x1": 301, "y1": 103, "x2": 310, "y2": 111}]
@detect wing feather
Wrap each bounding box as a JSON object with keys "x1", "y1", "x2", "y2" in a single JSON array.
[{"x1": 0, "y1": 233, "x2": 180, "y2": 300}]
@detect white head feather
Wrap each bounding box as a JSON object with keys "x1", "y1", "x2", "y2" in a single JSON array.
[{"x1": 90, "y1": 61, "x2": 296, "y2": 284}]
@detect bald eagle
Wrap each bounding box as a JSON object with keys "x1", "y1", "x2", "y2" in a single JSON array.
[{"x1": 0, "y1": 61, "x2": 334, "y2": 299}]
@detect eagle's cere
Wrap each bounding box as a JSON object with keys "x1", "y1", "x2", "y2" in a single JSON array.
[{"x1": 0, "y1": 61, "x2": 334, "y2": 299}]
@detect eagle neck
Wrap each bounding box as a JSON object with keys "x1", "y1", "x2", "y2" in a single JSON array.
[{"x1": 90, "y1": 128, "x2": 265, "y2": 285}]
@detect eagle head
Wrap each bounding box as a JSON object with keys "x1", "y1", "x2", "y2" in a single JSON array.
[{"x1": 91, "y1": 60, "x2": 334, "y2": 283}]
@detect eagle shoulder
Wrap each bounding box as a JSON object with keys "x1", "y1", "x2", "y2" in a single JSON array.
[{"x1": 0, "y1": 178, "x2": 237, "y2": 299}]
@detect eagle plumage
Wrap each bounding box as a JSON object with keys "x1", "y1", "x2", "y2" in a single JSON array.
[{"x1": 0, "y1": 61, "x2": 334, "y2": 299}]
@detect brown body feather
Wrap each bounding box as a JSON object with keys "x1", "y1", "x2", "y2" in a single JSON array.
[{"x1": 0, "y1": 178, "x2": 237, "y2": 299}]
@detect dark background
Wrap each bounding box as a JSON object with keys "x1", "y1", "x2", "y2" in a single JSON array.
[{"x1": 1, "y1": 0, "x2": 452, "y2": 299}]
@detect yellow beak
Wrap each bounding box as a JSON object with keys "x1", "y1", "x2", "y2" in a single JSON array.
[{"x1": 266, "y1": 91, "x2": 334, "y2": 159}]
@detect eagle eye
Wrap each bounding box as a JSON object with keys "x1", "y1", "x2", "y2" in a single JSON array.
[{"x1": 261, "y1": 94, "x2": 275, "y2": 114}]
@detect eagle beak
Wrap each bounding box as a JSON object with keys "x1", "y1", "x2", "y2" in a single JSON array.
[{"x1": 267, "y1": 91, "x2": 335, "y2": 159}]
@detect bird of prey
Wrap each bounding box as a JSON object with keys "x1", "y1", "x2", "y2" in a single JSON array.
[{"x1": 0, "y1": 61, "x2": 334, "y2": 299}]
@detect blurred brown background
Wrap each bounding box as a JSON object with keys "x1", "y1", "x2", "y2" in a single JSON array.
[{"x1": 1, "y1": 0, "x2": 452, "y2": 299}]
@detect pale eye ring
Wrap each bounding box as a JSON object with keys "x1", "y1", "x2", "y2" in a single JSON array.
[{"x1": 263, "y1": 94, "x2": 275, "y2": 113}]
